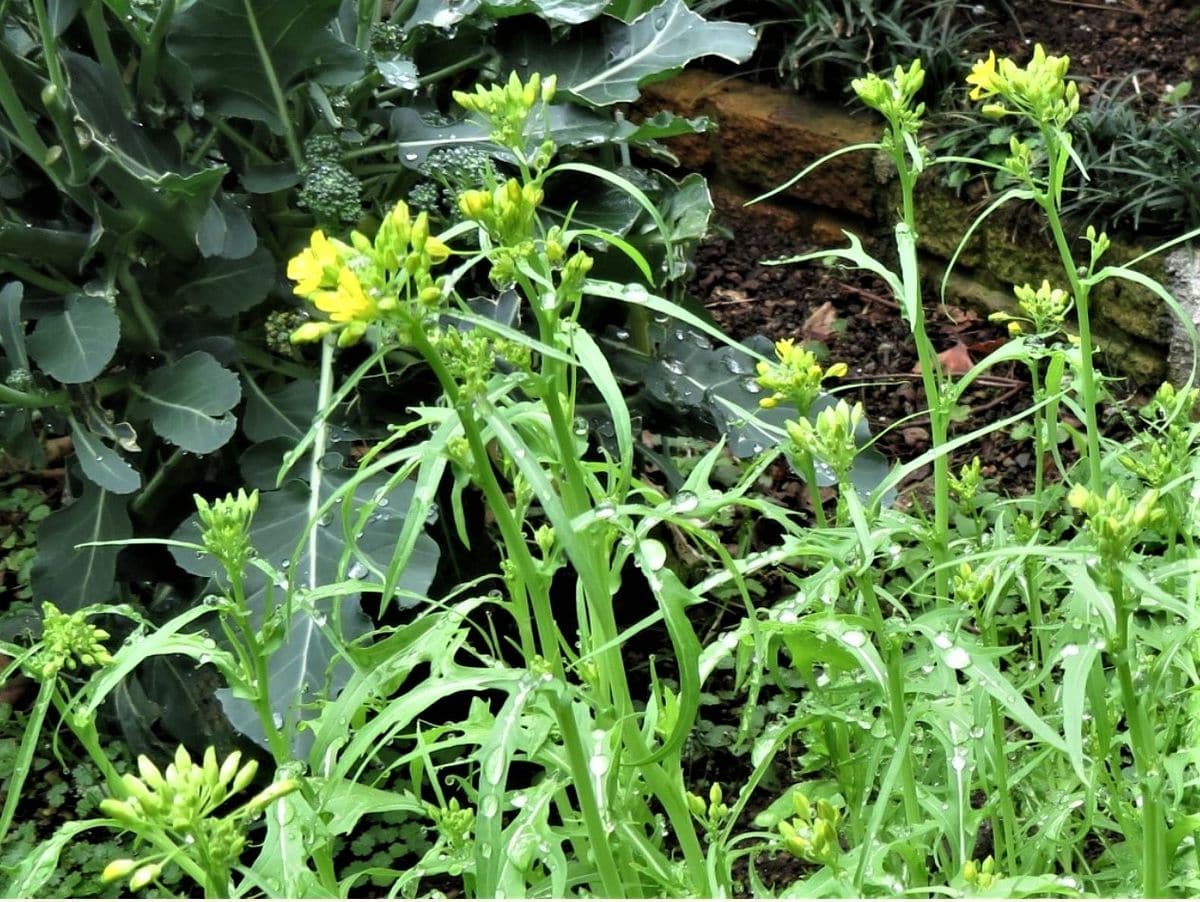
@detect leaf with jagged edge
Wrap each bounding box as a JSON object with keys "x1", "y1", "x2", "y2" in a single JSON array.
[{"x1": 506, "y1": 0, "x2": 757, "y2": 107}]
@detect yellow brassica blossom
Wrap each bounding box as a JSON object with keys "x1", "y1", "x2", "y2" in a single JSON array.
[
  {"x1": 966, "y1": 50, "x2": 1000, "y2": 101},
  {"x1": 312, "y1": 268, "x2": 377, "y2": 323}
]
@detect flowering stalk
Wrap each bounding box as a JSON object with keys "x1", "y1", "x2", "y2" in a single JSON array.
[
  {"x1": 1067, "y1": 483, "x2": 1167, "y2": 896},
  {"x1": 966, "y1": 46, "x2": 1102, "y2": 488},
  {"x1": 852, "y1": 61, "x2": 954, "y2": 600}
]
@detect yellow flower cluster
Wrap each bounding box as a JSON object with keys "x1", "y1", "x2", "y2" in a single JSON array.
[
  {"x1": 989, "y1": 278, "x2": 1071, "y2": 336},
  {"x1": 287, "y1": 201, "x2": 453, "y2": 346},
  {"x1": 755, "y1": 338, "x2": 848, "y2": 413},
  {"x1": 458, "y1": 177, "x2": 545, "y2": 244},
  {"x1": 453, "y1": 71, "x2": 557, "y2": 151},
  {"x1": 966, "y1": 44, "x2": 1079, "y2": 127}
]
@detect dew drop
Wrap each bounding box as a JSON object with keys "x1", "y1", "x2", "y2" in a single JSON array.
[
  {"x1": 841, "y1": 629, "x2": 867, "y2": 648},
  {"x1": 944, "y1": 646, "x2": 971, "y2": 670},
  {"x1": 594, "y1": 502, "x2": 617, "y2": 520},
  {"x1": 672, "y1": 491, "x2": 700, "y2": 513},
  {"x1": 404, "y1": 152, "x2": 418, "y2": 161}
]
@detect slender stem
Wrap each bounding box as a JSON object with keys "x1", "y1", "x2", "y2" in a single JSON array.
[
  {"x1": 129, "y1": 448, "x2": 186, "y2": 517},
  {"x1": 548, "y1": 690, "x2": 625, "y2": 896},
  {"x1": 239, "y1": 0, "x2": 304, "y2": 170},
  {"x1": 0, "y1": 380, "x2": 66, "y2": 409},
  {"x1": 117, "y1": 264, "x2": 161, "y2": 351},
  {"x1": 136, "y1": 0, "x2": 177, "y2": 103},
  {"x1": 1038, "y1": 129, "x2": 1101, "y2": 489},
  {"x1": 307, "y1": 338, "x2": 335, "y2": 594},
  {"x1": 1110, "y1": 579, "x2": 1164, "y2": 898},
  {"x1": 82, "y1": 0, "x2": 129, "y2": 110}
]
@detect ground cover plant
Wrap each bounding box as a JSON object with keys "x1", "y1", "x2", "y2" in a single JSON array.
[{"x1": 5, "y1": 5, "x2": 1200, "y2": 901}]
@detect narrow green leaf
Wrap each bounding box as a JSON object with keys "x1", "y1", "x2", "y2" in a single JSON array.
[{"x1": 26, "y1": 295, "x2": 120, "y2": 384}]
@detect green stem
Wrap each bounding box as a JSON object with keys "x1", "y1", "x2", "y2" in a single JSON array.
[
  {"x1": 1111, "y1": 581, "x2": 1165, "y2": 898},
  {"x1": 0, "y1": 256, "x2": 76, "y2": 294},
  {"x1": 0, "y1": 677, "x2": 54, "y2": 848},
  {"x1": 409, "y1": 330, "x2": 542, "y2": 665},
  {"x1": 237, "y1": 0, "x2": 303, "y2": 169},
  {"x1": 117, "y1": 264, "x2": 161, "y2": 351},
  {"x1": 135, "y1": 0, "x2": 177, "y2": 103},
  {"x1": 0, "y1": 380, "x2": 66, "y2": 409},
  {"x1": 894, "y1": 160, "x2": 951, "y2": 604},
  {"x1": 1038, "y1": 130, "x2": 1101, "y2": 489},
  {"x1": 128, "y1": 448, "x2": 186, "y2": 517},
  {"x1": 547, "y1": 690, "x2": 626, "y2": 896},
  {"x1": 82, "y1": 0, "x2": 129, "y2": 109}
]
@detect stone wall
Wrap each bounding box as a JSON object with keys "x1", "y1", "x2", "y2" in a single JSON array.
[{"x1": 638, "y1": 70, "x2": 1199, "y2": 384}]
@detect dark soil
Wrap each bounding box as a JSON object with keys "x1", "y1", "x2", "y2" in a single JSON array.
[{"x1": 997, "y1": 0, "x2": 1199, "y2": 101}]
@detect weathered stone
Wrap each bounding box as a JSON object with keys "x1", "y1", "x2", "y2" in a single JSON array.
[
  {"x1": 641, "y1": 72, "x2": 881, "y2": 218},
  {"x1": 1165, "y1": 247, "x2": 1200, "y2": 385}
]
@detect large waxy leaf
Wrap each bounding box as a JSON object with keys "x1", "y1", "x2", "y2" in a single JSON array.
[
  {"x1": 175, "y1": 245, "x2": 275, "y2": 316},
  {"x1": 31, "y1": 481, "x2": 131, "y2": 611},
  {"x1": 390, "y1": 105, "x2": 705, "y2": 169},
  {"x1": 64, "y1": 53, "x2": 227, "y2": 259},
  {"x1": 166, "y1": 0, "x2": 365, "y2": 131},
  {"x1": 170, "y1": 458, "x2": 439, "y2": 756},
  {"x1": 508, "y1": 0, "x2": 757, "y2": 106},
  {"x1": 241, "y1": 377, "x2": 319, "y2": 444},
  {"x1": 70, "y1": 417, "x2": 141, "y2": 495},
  {"x1": 405, "y1": 0, "x2": 607, "y2": 28},
  {"x1": 27, "y1": 294, "x2": 120, "y2": 384},
  {"x1": 138, "y1": 352, "x2": 241, "y2": 453}
]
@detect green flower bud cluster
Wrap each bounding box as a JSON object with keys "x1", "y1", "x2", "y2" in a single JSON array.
[
  {"x1": 194, "y1": 488, "x2": 259, "y2": 581},
  {"x1": 458, "y1": 178, "x2": 546, "y2": 248},
  {"x1": 5, "y1": 366, "x2": 34, "y2": 391},
  {"x1": 952, "y1": 562, "x2": 995, "y2": 609},
  {"x1": 777, "y1": 791, "x2": 841, "y2": 867},
  {"x1": 852, "y1": 60, "x2": 926, "y2": 144},
  {"x1": 298, "y1": 135, "x2": 362, "y2": 228},
  {"x1": 29, "y1": 601, "x2": 113, "y2": 681},
  {"x1": 433, "y1": 326, "x2": 532, "y2": 399},
  {"x1": 756, "y1": 338, "x2": 848, "y2": 414},
  {"x1": 427, "y1": 797, "x2": 474, "y2": 852},
  {"x1": 1120, "y1": 382, "x2": 1200, "y2": 488},
  {"x1": 962, "y1": 855, "x2": 1001, "y2": 890},
  {"x1": 949, "y1": 456, "x2": 984, "y2": 505},
  {"x1": 1067, "y1": 482, "x2": 1164, "y2": 566},
  {"x1": 967, "y1": 45, "x2": 1080, "y2": 129},
  {"x1": 786, "y1": 399, "x2": 865, "y2": 484},
  {"x1": 686, "y1": 783, "x2": 731, "y2": 827},
  {"x1": 453, "y1": 71, "x2": 557, "y2": 154},
  {"x1": 100, "y1": 746, "x2": 299, "y2": 892},
  {"x1": 990, "y1": 279, "x2": 1071, "y2": 336}
]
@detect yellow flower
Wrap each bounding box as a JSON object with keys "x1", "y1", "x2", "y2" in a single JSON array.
[
  {"x1": 287, "y1": 230, "x2": 342, "y2": 297},
  {"x1": 313, "y1": 268, "x2": 376, "y2": 323},
  {"x1": 966, "y1": 50, "x2": 1000, "y2": 101}
]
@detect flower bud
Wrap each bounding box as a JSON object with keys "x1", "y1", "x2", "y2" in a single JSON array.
[
  {"x1": 129, "y1": 862, "x2": 162, "y2": 891},
  {"x1": 102, "y1": 859, "x2": 138, "y2": 883}
]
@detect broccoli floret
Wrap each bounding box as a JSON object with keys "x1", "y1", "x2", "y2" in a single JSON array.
[
  {"x1": 264, "y1": 310, "x2": 308, "y2": 359},
  {"x1": 370, "y1": 21, "x2": 406, "y2": 54},
  {"x1": 298, "y1": 160, "x2": 362, "y2": 227},
  {"x1": 5, "y1": 367, "x2": 34, "y2": 392},
  {"x1": 421, "y1": 145, "x2": 494, "y2": 189},
  {"x1": 303, "y1": 133, "x2": 343, "y2": 165},
  {"x1": 407, "y1": 180, "x2": 443, "y2": 214}
]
